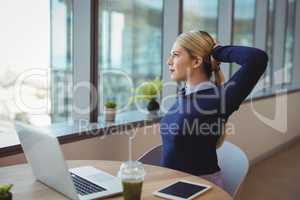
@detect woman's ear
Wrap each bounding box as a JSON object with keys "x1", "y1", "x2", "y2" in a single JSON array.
[{"x1": 192, "y1": 56, "x2": 203, "y2": 69}]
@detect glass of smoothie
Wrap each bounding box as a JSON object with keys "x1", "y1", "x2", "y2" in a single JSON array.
[{"x1": 118, "y1": 160, "x2": 146, "y2": 200}]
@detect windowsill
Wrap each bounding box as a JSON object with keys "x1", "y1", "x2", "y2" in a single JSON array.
[
  {"x1": 0, "y1": 110, "x2": 163, "y2": 158},
  {"x1": 244, "y1": 83, "x2": 300, "y2": 103},
  {"x1": 1, "y1": 85, "x2": 300, "y2": 158}
]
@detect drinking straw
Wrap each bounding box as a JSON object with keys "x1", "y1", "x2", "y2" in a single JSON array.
[{"x1": 129, "y1": 134, "x2": 134, "y2": 162}]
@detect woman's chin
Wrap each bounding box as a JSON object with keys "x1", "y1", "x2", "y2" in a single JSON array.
[
  {"x1": 170, "y1": 75, "x2": 183, "y2": 82},
  {"x1": 170, "y1": 74, "x2": 178, "y2": 81}
]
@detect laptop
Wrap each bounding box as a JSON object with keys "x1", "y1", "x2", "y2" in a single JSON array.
[{"x1": 15, "y1": 122, "x2": 123, "y2": 200}]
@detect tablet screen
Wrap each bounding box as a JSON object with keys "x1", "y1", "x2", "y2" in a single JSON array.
[{"x1": 157, "y1": 181, "x2": 208, "y2": 199}]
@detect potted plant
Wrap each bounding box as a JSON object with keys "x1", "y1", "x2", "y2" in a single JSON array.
[
  {"x1": 104, "y1": 100, "x2": 117, "y2": 121},
  {"x1": 0, "y1": 184, "x2": 13, "y2": 200},
  {"x1": 136, "y1": 77, "x2": 163, "y2": 114}
]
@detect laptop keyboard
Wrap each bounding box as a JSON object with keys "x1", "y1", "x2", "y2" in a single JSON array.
[{"x1": 70, "y1": 173, "x2": 106, "y2": 196}]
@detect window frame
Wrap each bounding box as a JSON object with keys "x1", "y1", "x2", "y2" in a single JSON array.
[
  {"x1": 2, "y1": 0, "x2": 300, "y2": 156},
  {"x1": 96, "y1": 0, "x2": 165, "y2": 117}
]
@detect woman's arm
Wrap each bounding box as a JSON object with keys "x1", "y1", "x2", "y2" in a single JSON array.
[{"x1": 212, "y1": 45, "x2": 268, "y2": 116}]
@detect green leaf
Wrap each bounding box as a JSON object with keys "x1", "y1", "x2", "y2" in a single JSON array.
[
  {"x1": 135, "y1": 77, "x2": 163, "y2": 102},
  {"x1": 105, "y1": 100, "x2": 117, "y2": 108},
  {"x1": 0, "y1": 184, "x2": 13, "y2": 196}
]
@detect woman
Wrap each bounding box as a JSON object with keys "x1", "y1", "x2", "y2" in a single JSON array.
[{"x1": 160, "y1": 30, "x2": 268, "y2": 187}]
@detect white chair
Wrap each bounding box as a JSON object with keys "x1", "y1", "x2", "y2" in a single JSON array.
[
  {"x1": 138, "y1": 141, "x2": 249, "y2": 198},
  {"x1": 217, "y1": 141, "x2": 249, "y2": 198}
]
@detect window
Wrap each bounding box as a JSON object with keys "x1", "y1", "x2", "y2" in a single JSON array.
[
  {"x1": 0, "y1": 0, "x2": 72, "y2": 146},
  {"x1": 265, "y1": 0, "x2": 275, "y2": 89},
  {"x1": 182, "y1": 0, "x2": 219, "y2": 38},
  {"x1": 265, "y1": 0, "x2": 297, "y2": 90},
  {"x1": 98, "y1": 0, "x2": 163, "y2": 114},
  {"x1": 232, "y1": 0, "x2": 256, "y2": 75},
  {"x1": 233, "y1": 0, "x2": 256, "y2": 46},
  {"x1": 50, "y1": 0, "x2": 73, "y2": 122},
  {"x1": 283, "y1": 0, "x2": 296, "y2": 85}
]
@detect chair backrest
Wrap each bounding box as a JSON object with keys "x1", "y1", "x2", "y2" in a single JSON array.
[
  {"x1": 217, "y1": 141, "x2": 249, "y2": 197},
  {"x1": 137, "y1": 144, "x2": 162, "y2": 166},
  {"x1": 138, "y1": 142, "x2": 249, "y2": 198}
]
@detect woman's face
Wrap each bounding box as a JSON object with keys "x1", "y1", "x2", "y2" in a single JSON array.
[{"x1": 167, "y1": 42, "x2": 200, "y2": 81}]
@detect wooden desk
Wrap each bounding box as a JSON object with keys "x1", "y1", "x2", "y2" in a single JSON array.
[{"x1": 0, "y1": 160, "x2": 233, "y2": 200}]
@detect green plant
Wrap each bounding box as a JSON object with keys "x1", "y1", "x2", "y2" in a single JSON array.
[
  {"x1": 0, "y1": 184, "x2": 13, "y2": 198},
  {"x1": 105, "y1": 100, "x2": 117, "y2": 109},
  {"x1": 135, "y1": 77, "x2": 163, "y2": 101},
  {"x1": 147, "y1": 98, "x2": 160, "y2": 111}
]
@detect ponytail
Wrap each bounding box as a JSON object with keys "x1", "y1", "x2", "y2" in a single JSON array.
[{"x1": 210, "y1": 55, "x2": 225, "y2": 86}]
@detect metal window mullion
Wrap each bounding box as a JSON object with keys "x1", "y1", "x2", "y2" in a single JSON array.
[
  {"x1": 272, "y1": 0, "x2": 288, "y2": 88},
  {"x1": 292, "y1": 0, "x2": 300, "y2": 87},
  {"x1": 90, "y1": 0, "x2": 99, "y2": 123}
]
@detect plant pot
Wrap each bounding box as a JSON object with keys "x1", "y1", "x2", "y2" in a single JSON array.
[
  {"x1": 105, "y1": 108, "x2": 116, "y2": 121},
  {"x1": 147, "y1": 98, "x2": 160, "y2": 113},
  {"x1": 0, "y1": 192, "x2": 12, "y2": 200}
]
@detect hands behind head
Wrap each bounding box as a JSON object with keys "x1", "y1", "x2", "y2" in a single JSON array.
[{"x1": 211, "y1": 39, "x2": 220, "y2": 64}]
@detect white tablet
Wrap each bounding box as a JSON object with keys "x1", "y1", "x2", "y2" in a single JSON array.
[{"x1": 153, "y1": 180, "x2": 212, "y2": 200}]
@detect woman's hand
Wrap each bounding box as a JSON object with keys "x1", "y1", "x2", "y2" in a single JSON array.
[
  {"x1": 211, "y1": 40, "x2": 221, "y2": 64},
  {"x1": 213, "y1": 43, "x2": 219, "y2": 49},
  {"x1": 210, "y1": 56, "x2": 220, "y2": 67}
]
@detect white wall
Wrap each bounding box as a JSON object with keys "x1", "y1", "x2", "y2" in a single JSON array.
[
  {"x1": 1, "y1": 91, "x2": 300, "y2": 167},
  {"x1": 0, "y1": 124, "x2": 162, "y2": 166},
  {"x1": 227, "y1": 90, "x2": 300, "y2": 163}
]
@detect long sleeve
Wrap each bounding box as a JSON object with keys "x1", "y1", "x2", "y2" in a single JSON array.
[{"x1": 212, "y1": 45, "x2": 268, "y2": 116}]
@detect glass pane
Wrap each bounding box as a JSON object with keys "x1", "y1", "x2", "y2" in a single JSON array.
[
  {"x1": 0, "y1": 0, "x2": 51, "y2": 141},
  {"x1": 0, "y1": 0, "x2": 72, "y2": 146},
  {"x1": 50, "y1": 0, "x2": 73, "y2": 123},
  {"x1": 283, "y1": 0, "x2": 296, "y2": 84},
  {"x1": 182, "y1": 0, "x2": 219, "y2": 38},
  {"x1": 98, "y1": 0, "x2": 163, "y2": 115},
  {"x1": 265, "y1": 0, "x2": 275, "y2": 89},
  {"x1": 231, "y1": 0, "x2": 256, "y2": 75}
]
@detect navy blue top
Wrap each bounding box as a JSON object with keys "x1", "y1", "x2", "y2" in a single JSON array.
[{"x1": 160, "y1": 45, "x2": 268, "y2": 175}]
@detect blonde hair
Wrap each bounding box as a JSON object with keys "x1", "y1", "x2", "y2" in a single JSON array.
[{"x1": 176, "y1": 30, "x2": 226, "y2": 148}]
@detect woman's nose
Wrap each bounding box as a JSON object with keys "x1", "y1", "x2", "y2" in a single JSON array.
[{"x1": 167, "y1": 56, "x2": 172, "y2": 66}]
